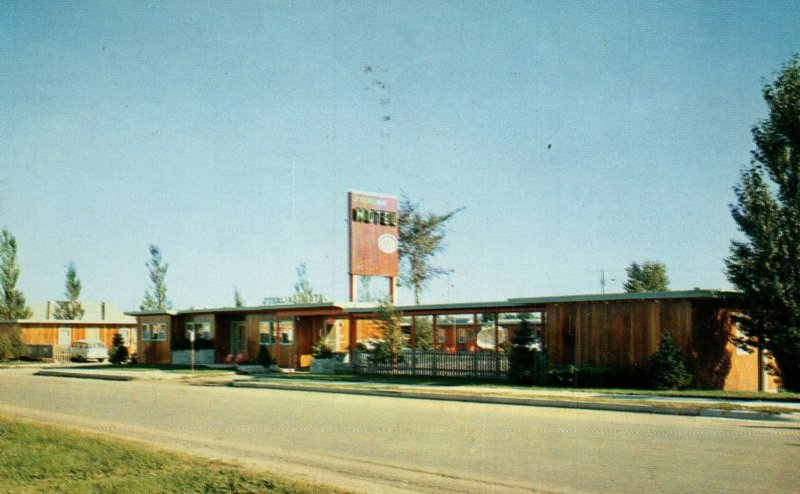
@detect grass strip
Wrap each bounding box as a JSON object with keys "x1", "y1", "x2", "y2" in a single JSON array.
[
  {"x1": 0, "y1": 415, "x2": 353, "y2": 494},
  {"x1": 260, "y1": 373, "x2": 800, "y2": 401}
]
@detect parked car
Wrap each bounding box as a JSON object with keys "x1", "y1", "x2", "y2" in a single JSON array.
[{"x1": 70, "y1": 340, "x2": 109, "y2": 362}]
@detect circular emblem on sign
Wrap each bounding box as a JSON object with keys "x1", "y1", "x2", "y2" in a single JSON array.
[{"x1": 377, "y1": 233, "x2": 398, "y2": 254}]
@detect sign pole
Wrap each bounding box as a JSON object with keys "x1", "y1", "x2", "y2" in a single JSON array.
[
  {"x1": 189, "y1": 329, "x2": 196, "y2": 373},
  {"x1": 349, "y1": 273, "x2": 358, "y2": 303}
]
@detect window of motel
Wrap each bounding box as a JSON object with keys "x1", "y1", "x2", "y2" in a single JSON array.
[
  {"x1": 279, "y1": 318, "x2": 295, "y2": 345},
  {"x1": 259, "y1": 318, "x2": 276, "y2": 345},
  {"x1": 142, "y1": 323, "x2": 166, "y2": 341},
  {"x1": 499, "y1": 312, "x2": 541, "y2": 350},
  {"x1": 185, "y1": 322, "x2": 211, "y2": 340}
]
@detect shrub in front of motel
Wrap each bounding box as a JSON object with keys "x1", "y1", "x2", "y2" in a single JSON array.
[
  {"x1": 646, "y1": 332, "x2": 692, "y2": 390},
  {"x1": 256, "y1": 345, "x2": 273, "y2": 367},
  {"x1": 546, "y1": 365, "x2": 645, "y2": 389},
  {"x1": 312, "y1": 338, "x2": 334, "y2": 359},
  {"x1": 508, "y1": 318, "x2": 540, "y2": 385},
  {"x1": 108, "y1": 332, "x2": 129, "y2": 365}
]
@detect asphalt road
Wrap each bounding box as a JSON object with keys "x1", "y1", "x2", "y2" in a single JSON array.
[{"x1": 0, "y1": 368, "x2": 798, "y2": 493}]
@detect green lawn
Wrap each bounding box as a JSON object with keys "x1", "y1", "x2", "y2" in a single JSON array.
[
  {"x1": 0, "y1": 415, "x2": 352, "y2": 494},
  {"x1": 0, "y1": 360, "x2": 49, "y2": 367}
]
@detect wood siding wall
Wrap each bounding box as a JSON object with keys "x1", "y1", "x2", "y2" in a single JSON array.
[
  {"x1": 544, "y1": 299, "x2": 695, "y2": 369},
  {"x1": 137, "y1": 315, "x2": 171, "y2": 364},
  {"x1": 2, "y1": 322, "x2": 136, "y2": 352},
  {"x1": 540, "y1": 298, "x2": 772, "y2": 391},
  {"x1": 544, "y1": 300, "x2": 694, "y2": 368}
]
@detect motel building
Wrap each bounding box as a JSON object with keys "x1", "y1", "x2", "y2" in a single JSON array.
[
  {"x1": 126, "y1": 289, "x2": 778, "y2": 392},
  {"x1": 124, "y1": 191, "x2": 779, "y2": 392}
]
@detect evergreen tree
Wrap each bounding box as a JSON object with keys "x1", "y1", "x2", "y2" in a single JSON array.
[
  {"x1": 357, "y1": 276, "x2": 377, "y2": 303},
  {"x1": 53, "y1": 262, "x2": 84, "y2": 320},
  {"x1": 108, "y1": 332, "x2": 129, "y2": 365},
  {"x1": 398, "y1": 195, "x2": 463, "y2": 304},
  {"x1": 234, "y1": 288, "x2": 245, "y2": 308},
  {"x1": 725, "y1": 54, "x2": 800, "y2": 391},
  {"x1": 370, "y1": 299, "x2": 406, "y2": 366},
  {"x1": 256, "y1": 344, "x2": 274, "y2": 367},
  {"x1": 312, "y1": 337, "x2": 334, "y2": 359},
  {"x1": 0, "y1": 228, "x2": 31, "y2": 360},
  {"x1": 646, "y1": 332, "x2": 691, "y2": 390},
  {"x1": 0, "y1": 227, "x2": 32, "y2": 320},
  {"x1": 414, "y1": 317, "x2": 434, "y2": 350},
  {"x1": 623, "y1": 261, "x2": 669, "y2": 293},
  {"x1": 140, "y1": 244, "x2": 171, "y2": 311},
  {"x1": 508, "y1": 317, "x2": 538, "y2": 384},
  {"x1": 280, "y1": 263, "x2": 329, "y2": 304}
]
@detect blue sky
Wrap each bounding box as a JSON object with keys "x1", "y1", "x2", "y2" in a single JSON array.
[{"x1": 2, "y1": 1, "x2": 799, "y2": 310}]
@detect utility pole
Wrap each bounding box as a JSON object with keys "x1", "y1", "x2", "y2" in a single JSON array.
[{"x1": 600, "y1": 269, "x2": 615, "y2": 294}]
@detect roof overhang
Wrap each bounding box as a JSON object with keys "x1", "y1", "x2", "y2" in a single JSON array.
[{"x1": 508, "y1": 289, "x2": 742, "y2": 305}]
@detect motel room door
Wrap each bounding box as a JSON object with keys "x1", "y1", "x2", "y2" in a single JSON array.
[
  {"x1": 55, "y1": 327, "x2": 72, "y2": 363},
  {"x1": 230, "y1": 321, "x2": 247, "y2": 356},
  {"x1": 58, "y1": 327, "x2": 71, "y2": 346}
]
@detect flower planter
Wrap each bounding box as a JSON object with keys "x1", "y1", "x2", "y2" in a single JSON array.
[{"x1": 310, "y1": 358, "x2": 338, "y2": 374}]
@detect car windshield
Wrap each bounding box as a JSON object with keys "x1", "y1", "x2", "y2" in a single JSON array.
[{"x1": 89, "y1": 343, "x2": 104, "y2": 349}]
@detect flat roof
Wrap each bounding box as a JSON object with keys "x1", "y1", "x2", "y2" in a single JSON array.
[
  {"x1": 124, "y1": 289, "x2": 741, "y2": 318},
  {"x1": 345, "y1": 290, "x2": 739, "y2": 315},
  {"x1": 345, "y1": 299, "x2": 520, "y2": 314},
  {"x1": 507, "y1": 289, "x2": 740, "y2": 305}
]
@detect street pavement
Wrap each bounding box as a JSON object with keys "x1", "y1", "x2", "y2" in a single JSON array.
[{"x1": 1, "y1": 367, "x2": 799, "y2": 493}]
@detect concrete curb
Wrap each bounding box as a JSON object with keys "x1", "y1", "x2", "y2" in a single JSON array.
[
  {"x1": 230, "y1": 381, "x2": 799, "y2": 422},
  {"x1": 36, "y1": 369, "x2": 136, "y2": 381}
]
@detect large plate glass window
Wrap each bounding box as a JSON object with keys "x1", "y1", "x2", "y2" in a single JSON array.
[
  {"x1": 259, "y1": 318, "x2": 276, "y2": 345},
  {"x1": 186, "y1": 322, "x2": 211, "y2": 340}
]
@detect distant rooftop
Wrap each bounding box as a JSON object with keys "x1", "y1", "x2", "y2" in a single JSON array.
[{"x1": 19, "y1": 301, "x2": 137, "y2": 324}]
